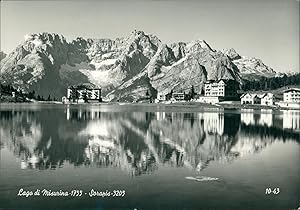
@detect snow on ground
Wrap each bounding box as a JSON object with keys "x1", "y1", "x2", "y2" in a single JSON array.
[
  {"x1": 164, "y1": 56, "x2": 188, "y2": 70},
  {"x1": 100, "y1": 59, "x2": 117, "y2": 66},
  {"x1": 59, "y1": 61, "x2": 119, "y2": 88},
  {"x1": 79, "y1": 69, "x2": 119, "y2": 87},
  {"x1": 90, "y1": 59, "x2": 117, "y2": 69},
  {"x1": 101, "y1": 52, "x2": 114, "y2": 59}
]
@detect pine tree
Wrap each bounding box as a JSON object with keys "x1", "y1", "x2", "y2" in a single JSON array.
[
  {"x1": 70, "y1": 87, "x2": 79, "y2": 102},
  {"x1": 82, "y1": 91, "x2": 88, "y2": 103},
  {"x1": 189, "y1": 85, "x2": 196, "y2": 99},
  {"x1": 28, "y1": 90, "x2": 35, "y2": 99}
]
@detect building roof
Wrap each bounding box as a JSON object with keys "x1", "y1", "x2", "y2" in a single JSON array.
[
  {"x1": 204, "y1": 80, "x2": 215, "y2": 84},
  {"x1": 240, "y1": 92, "x2": 261, "y2": 98},
  {"x1": 68, "y1": 83, "x2": 100, "y2": 90},
  {"x1": 240, "y1": 93, "x2": 252, "y2": 98},
  {"x1": 240, "y1": 92, "x2": 274, "y2": 99},
  {"x1": 253, "y1": 95, "x2": 261, "y2": 99},
  {"x1": 205, "y1": 79, "x2": 238, "y2": 84},
  {"x1": 260, "y1": 93, "x2": 274, "y2": 98},
  {"x1": 283, "y1": 88, "x2": 300, "y2": 93}
]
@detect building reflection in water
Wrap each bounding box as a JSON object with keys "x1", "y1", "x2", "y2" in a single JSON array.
[
  {"x1": 282, "y1": 110, "x2": 300, "y2": 131},
  {"x1": 259, "y1": 109, "x2": 273, "y2": 127},
  {"x1": 240, "y1": 109, "x2": 274, "y2": 127},
  {"x1": 0, "y1": 107, "x2": 299, "y2": 175},
  {"x1": 240, "y1": 109, "x2": 255, "y2": 126},
  {"x1": 198, "y1": 112, "x2": 224, "y2": 136}
]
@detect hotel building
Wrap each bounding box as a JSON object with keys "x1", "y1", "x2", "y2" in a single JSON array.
[{"x1": 66, "y1": 83, "x2": 102, "y2": 103}]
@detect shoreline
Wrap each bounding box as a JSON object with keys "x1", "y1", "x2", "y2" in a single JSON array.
[{"x1": 1, "y1": 101, "x2": 300, "y2": 111}]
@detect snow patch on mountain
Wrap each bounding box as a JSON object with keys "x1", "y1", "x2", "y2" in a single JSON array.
[
  {"x1": 79, "y1": 69, "x2": 122, "y2": 88},
  {"x1": 59, "y1": 62, "x2": 118, "y2": 88},
  {"x1": 91, "y1": 59, "x2": 117, "y2": 69},
  {"x1": 164, "y1": 57, "x2": 188, "y2": 70},
  {"x1": 101, "y1": 52, "x2": 114, "y2": 59}
]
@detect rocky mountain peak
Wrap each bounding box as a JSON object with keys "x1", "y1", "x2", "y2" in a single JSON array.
[
  {"x1": 130, "y1": 30, "x2": 146, "y2": 37},
  {"x1": 21, "y1": 33, "x2": 69, "y2": 64},
  {"x1": 24, "y1": 33, "x2": 67, "y2": 47},
  {"x1": 170, "y1": 42, "x2": 187, "y2": 60},
  {"x1": 71, "y1": 37, "x2": 92, "y2": 48},
  {"x1": 123, "y1": 30, "x2": 160, "y2": 59},
  {"x1": 221, "y1": 48, "x2": 241, "y2": 60},
  {"x1": 232, "y1": 56, "x2": 277, "y2": 79},
  {"x1": 186, "y1": 39, "x2": 214, "y2": 53},
  {"x1": 221, "y1": 48, "x2": 277, "y2": 79}
]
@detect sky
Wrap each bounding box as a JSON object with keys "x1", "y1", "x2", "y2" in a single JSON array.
[{"x1": 0, "y1": 0, "x2": 299, "y2": 73}]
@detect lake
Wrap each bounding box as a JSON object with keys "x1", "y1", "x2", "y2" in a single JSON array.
[{"x1": 0, "y1": 104, "x2": 299, "y2": 210}]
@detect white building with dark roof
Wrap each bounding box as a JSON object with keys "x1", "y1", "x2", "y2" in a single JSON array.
[
  {"x1": 283, "y1": 88, "x2": 300, "y2": 103},
  {"x1": 278, "y1": 88, "x2": 300, "y2": 109},
  {"x1": 260, "y1": 93, "x2": 274, "y2": 106},
  {"x1": 199, "y1": 79, "x2": 239, "y2": 104},
  {"x1": 240, "y1": 93, "x2": 262, "y2": 104},
  {"x1": 204, "y1": 79, "x2": 239, "y2": 98},
  {"x1": 66, "y1": 83, "x2": 102, "y2": 103},
  {"x1": 240, "y1": 92, "x2": 274, "y2": 106},
  {"x1": 240, "y1": 93, "x2": 255, "y2": 104}
]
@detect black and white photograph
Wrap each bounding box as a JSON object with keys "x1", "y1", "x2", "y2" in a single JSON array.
[{"x1": 0, "y1": 0, "x2": 299, "y2": 209}]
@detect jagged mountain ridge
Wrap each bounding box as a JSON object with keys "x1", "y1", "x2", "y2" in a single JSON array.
[
  {"x1": 0, "y1": 31, "x2": 276, "y2": 101},
  {"x1": 221, "y1": 48, "x2": 280, "y2": 80}
]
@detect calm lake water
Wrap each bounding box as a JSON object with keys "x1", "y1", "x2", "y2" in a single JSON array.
[{"x1": 0, "y1": 104, "x2": 299, "y2": 210}]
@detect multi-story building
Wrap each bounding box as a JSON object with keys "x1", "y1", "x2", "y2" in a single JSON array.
[
  {"x1": 204, "y1": 79, "x2": 239, "y2": 98},
  {"x1": 283, "y1": 88, "x2": 300, "y2": 103},
  {"x1": 205, "y1": 80, "x2": 225, "y2": 97},
  {"x1": 278, "y1": 88, "x2": 300, "y2": 109},
  {"x1": 199, "y1": 79, "x2": 239, "y2": 104},
  {"x1": 66, "y1": 83, "x2": 102, "y2": 103},
  {"x1": 172, "y1": 92, "x2": 185, "y2": 101}
]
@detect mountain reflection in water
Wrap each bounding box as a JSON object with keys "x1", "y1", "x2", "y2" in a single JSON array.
[{"x1": 0, "y1": 106, "x2": 299, "y2": 176}]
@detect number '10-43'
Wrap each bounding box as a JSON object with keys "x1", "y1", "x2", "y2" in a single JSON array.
[{"x1": 265, "y1": 188, "x2": 280, "y2": 195}]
